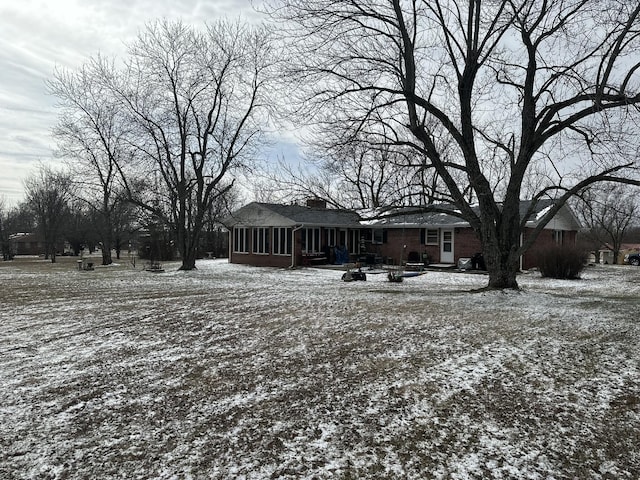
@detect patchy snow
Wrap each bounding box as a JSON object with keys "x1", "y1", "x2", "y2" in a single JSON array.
[
  {"x1": 1, "y1": 258, "x2": 639, "y2": 479},
  {"x1": 534, "y1": 205, "x2": 553, "y2": 222}
]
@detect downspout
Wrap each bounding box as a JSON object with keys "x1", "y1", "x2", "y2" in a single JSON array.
[
  {"x1": 519, "y1": 232, "x2": 523, "y2": 271},
  {"x1": 291, "y1": 224, "x2": 304, "y2": 268}
]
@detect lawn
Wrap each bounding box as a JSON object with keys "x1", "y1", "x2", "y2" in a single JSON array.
[{"x1": 1, "y1": 256, "x2": 639, "y2": 479}]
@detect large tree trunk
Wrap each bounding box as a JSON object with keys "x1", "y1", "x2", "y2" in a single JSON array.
[
  {"x1": 101, "y1": 243, "x2": 113, "y2": 266},
  {"x1": 479, "y1": 200, "x2": 522, "y2": 290},
  {"x1": 484, "y1": 245, "x2": 520, "y2": 289},
  {"x1": 180, "y1": 250, "x2": 198, "y2": 270},
  {"x1": 179, "y1": 226, "x2": 201, "y2": 271}
]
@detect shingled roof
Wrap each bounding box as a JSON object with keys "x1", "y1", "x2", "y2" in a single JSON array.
[
  {"x1": 225, "y1": 199, "x2": 579, "y2": 230},
  {"x1": 368, "y1": 199, "x2": 560, "y2": 228},
  {"x1": 223, "y1": 202, "x2": 361, "y2": 228}
]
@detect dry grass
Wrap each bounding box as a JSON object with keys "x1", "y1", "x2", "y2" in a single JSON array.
[{"x1": 1, "y1": 256, "x2": 639, "y2": 479}]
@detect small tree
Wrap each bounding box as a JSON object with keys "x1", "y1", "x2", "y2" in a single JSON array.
[
  {"x1": 24, "y1": 166, "x2": 74, "y2": 263},
  {"x1": 0, "y1": 197, "x2": 11, "y2": 260},
  {"x1": 576, "y1": 184, "x2": 637, "y2": 264},
  {"x1": 49, "y1": 58, "x2": 135, "y2": 266}
]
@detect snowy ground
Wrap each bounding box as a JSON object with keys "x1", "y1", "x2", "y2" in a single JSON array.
[{"x1": 1, "y1": 257, "x2": 639, "y2": 479}]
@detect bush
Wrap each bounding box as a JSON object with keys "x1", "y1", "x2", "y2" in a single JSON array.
[{"x1": 537, "y1": 245, "x2": 587, "y2": 279}]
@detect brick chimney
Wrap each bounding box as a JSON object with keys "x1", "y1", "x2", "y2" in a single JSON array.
[{"x1": 306, "y1": 198, "x2": 327, "y2": 209}]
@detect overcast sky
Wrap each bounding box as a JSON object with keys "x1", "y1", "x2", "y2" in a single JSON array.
[{"x1": 0, "y1": 0, "x2": 294, "y2": 206}]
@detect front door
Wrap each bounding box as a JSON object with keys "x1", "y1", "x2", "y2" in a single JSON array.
[{"x1": 440, "y1": 229, "x2": 454, "y2": 263}]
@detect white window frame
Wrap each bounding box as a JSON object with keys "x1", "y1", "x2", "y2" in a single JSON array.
[
  {"x1": 373, "y1": 229, "x2": 384, "y2": 244},
  {"x1": 253, "y1": 227, "x2": 270, "y2": 255},
  {"x1": 233, "y1": 227, "x2": 248, "y2": 254},
  {"x1": 273, "y1": 227, "x2": 292, "y2": 256},
  {"x1": 425, "y1": 229, "x2": 439, "y2": 245},
  {"x1": 349, "y1": 230, "x2": 360, "y2": 255},
  {"x1": 302, "y1": 227, "x2": 322, "y2": 253},
  {"x1": 326, "y1": 228, "x2": 337, "y2": 247}
]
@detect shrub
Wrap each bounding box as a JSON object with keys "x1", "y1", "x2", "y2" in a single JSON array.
[{"x1": 537, "y1": 245, "x2": 587, "y2": 279}]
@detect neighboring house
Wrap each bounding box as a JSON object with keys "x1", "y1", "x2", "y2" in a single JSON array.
[
  {"x1": 598, "y1": 243, "x2": 640, "y2": 264},
  {"x1": 9, "y1": 232, "x2": 65, "y2": 256},
  {"x1": 223, "y1": 199, "x2": 581, "y2": 270}
]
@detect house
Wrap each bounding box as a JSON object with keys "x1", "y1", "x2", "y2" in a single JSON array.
[
  {"x1": 596, "y1": 243, "x2": 640, "y2": 264},
  {"x1": 223, "y1": 199, "x2": 362, "y2": 268},
  {"x1": 9, "y1": 232, "x2": 66, "y2": 256},
  {"x1": 223, "y1": 199, "x2": 581, "y2": 270},
  {"x1": 367, "y1": 200, "x2": 581, "y2": 270}
]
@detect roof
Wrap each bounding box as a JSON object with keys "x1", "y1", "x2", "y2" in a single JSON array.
[
  {"x1": 367, "y1": 199, "x2": 564, "y2": 228},
  {"x1": 260, "y1": 203, "x2": 361, "y2": 225},
  {"x1": 225, "y1": 199, "x2": 581, "y2": 231},
  {"x1": 366, "y1": 206, "x2": 467, "y2": 228},
  {"x1": 223, "y1": 202, "x2": 361, "y2": 228}
]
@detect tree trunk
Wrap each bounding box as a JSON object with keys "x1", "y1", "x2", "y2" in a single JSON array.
[
  {"x1": 101, "y1": 247, "x2": 113, "y2": 266},
  {"x1": 479, "y1": 201, "x2": 522, "y2": 290},
  {"x1": 485, "y1": 247, "x2": 520, "y2": 289},
  {"x1": 180, "y1": 250, "x2": 198, "y2": 270},
  {"x1": 101, "y1": 232, "x2": 113, "y2": 265},
  {"x1": 179, "y1": 227, "x2": 199, "y2": 271}
]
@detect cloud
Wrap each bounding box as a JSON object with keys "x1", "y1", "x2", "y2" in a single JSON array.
[{"x1": 0, "y1": 0, "x2": 267, "y2": 204}]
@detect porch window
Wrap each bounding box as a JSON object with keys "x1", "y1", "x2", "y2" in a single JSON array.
[
  {"x1": 349, "y1": 230, "x2": 360, "y2": 255},
  {"x1": 273, "y1": 227, "x2": 292, "y2": 255},
  {"x1": 253, "y1": 227, "x2": 270, "y2": 254},
  {"x1": 233, "y1": 227, "x2": 248, "y2": 253},
  {"x1": 302, "y1": 227, "x2": 322, "y2": 253},
  {"x1": 326, "y1": 228, "x2": 337, "y2": 247}
]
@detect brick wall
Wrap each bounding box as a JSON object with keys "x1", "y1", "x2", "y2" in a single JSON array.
[
  {"x1": 374, "y1": 229, "x2": 423, "y2": 265},
  {"x1": 453, "y1": 228, "x2": 482, "y2": 260},
  {"x1": 372, "y1": 227, "x2": 482, "y2": 265},
  {"x1": 230, "y1": 252, "x2": 293, "y2": 268}
]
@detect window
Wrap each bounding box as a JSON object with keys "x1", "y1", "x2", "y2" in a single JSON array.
[
  {"x1": 349, "y1": 230, "x2": 360, "y2": 254},
  {"x1": 425, "y1": 229, "x2": 439, "y2": 245},
  {"x1": 442, "y1": 230, "x2": 453, "y2": 252},
  {"x1": 326, "y1": 228, "x2": 337, "y2": 247},
  {"x1": 302, "y1": 227, "x2": 322, "y2": 253},
  {"x1": 233, "y1": 227, "x2": 248, "y2": 253},
  {"x1": 553, "y1": 230, "x2": 564, "y2": 245},
  {"x1": 372, "y1": 229, "x2": 385, "y2": 244},
  {"x1": 253, "y1": 227, "x2": 270, "y2": 254},
  {"x1": 273, "y1": 227, "x2": 292, "y2": 255}
]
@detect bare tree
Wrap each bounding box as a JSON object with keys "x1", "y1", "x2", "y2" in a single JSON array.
[
  {"x1": 96, "y1": 20, "x2": 277, "y2": 270},
  {"x1": 576, "y1": 184, "x2": 637, "y2": 264},
  {"x1": 24, "y1": 166, "x2": 74, "y2": 263},
  {"x1": 49, "y1": 60, "x2": 132, "y2": 266},
  {"x1": 0, "y1": 197, "x2": 11, "y2": 260},
  {"x1": 266, "y1": 0, "x2": 640, "y2": 288}
]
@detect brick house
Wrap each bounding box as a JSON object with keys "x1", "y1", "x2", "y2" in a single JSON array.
[
  {"x1": 223, "y1": 200, "x2": 362, "y2": 268},
  {"x1": 9, "y1": 232, "x2": 66, "y2": 257},
  {"x1": 363, "y1": 200, "x2": 581, "y2": 270},
  {"x1": 224, "y1": 199, "x2": 580, "y2": 270}
]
